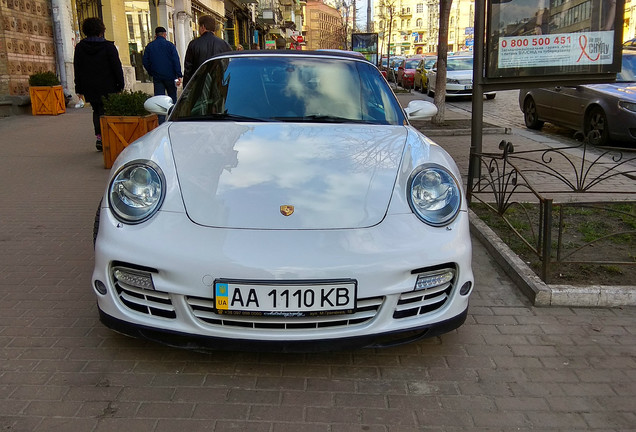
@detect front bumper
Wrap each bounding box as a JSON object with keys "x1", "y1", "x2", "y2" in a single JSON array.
[
  {"x1": 99, "y1": 307, "x2": 468, "y2": 352},
  {"x1": 93, "y1": 207, "x2": 474, "y2": 350}
]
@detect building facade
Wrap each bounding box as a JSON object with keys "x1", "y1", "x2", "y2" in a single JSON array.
[
  {"x1": 373, "y1": 0, "x2": 474, "y2": 57},
  {"x1": 302, "y1": 0, "x2": 344, "y2": 50},
  {"x1": 374, "y1": 0, "x2": 634, "y2": 58},
  {"x1": 0, "y1": 0, "x2": 285, "y2": 110}
]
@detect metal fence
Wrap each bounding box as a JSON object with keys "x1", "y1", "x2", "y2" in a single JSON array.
[{"x1": 468, "y1": 138, "x2": 635, "y2": 283}]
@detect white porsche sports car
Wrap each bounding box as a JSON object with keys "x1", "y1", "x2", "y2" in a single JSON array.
[{"x1": 92, "y1": 51, "x2": 474, "y2": 351}]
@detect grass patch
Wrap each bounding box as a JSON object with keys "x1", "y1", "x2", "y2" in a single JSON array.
[{"x1": 472, "y1": 201, "x2": 635, "y2": 285}]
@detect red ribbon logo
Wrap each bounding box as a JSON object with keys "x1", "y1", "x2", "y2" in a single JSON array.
[{"x1": 577, "y1": 35, "x2": 600, "y2": 63}]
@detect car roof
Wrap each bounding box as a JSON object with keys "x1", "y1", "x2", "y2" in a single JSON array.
[
  {"x1": 316, "y1": 49, "x2": 366, "y2": 58},
  {"x1": 212, "y1": 50, "x2": 370, "y2": 61}
]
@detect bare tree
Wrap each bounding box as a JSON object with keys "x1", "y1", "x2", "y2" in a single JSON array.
[
  {"x1": 432, "y1": 0, "x2": 452, "y2": 125},
  {"x1": 376, "y1": 0, "x2": 399, "y2": 69}
]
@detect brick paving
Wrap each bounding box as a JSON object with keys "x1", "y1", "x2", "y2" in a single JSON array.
[{"x1": 1, "y1": 108, "x2": 635, "y2": 431}]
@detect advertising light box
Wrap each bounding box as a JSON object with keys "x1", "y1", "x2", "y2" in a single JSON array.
[{"x1": 486, "y1": 0, "x2": 623, "y2": 79}]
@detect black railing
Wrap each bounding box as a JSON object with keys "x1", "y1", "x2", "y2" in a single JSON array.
[{"x1": 469, "y1": 137, "x2": 635, "y2": 283}]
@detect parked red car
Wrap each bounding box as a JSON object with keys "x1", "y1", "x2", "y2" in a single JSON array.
[{"x1": 397, "y1": 57, "x2": 425, "y2": 89}]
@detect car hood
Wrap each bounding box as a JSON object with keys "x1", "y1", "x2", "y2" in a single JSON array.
[
  {"x1": 585, "y1": 82, "x2": 636, "y2": 100},
  {"x1": 447, "y1": 70, "x2": 472, "y2": 80},
  {"x1": 168, "y1": 123, "x2": 408, "y2": 229}
]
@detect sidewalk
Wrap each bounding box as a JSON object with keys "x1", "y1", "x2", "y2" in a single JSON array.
[
  {"x1": 395, "y1": 92, "x2": 636, "y2": 307},
  {"x1": 1, "y1": 105, "x2": 636, "y2": 432}
]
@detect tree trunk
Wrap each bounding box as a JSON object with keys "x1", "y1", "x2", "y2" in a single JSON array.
[{"x1": 432, "y1": 0, "x2": 453, "y2": 125}]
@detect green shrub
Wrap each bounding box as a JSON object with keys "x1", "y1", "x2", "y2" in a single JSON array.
[
  {"x1": 29, "y1": 71, "x2": 61, "y2": 86},
  {"x1": 102, "y1": 90, "x2": 152, "y2": 116}
]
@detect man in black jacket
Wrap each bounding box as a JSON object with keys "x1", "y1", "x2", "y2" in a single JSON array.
[
  {"x1": 183, "y1": 15, "x2": 232, "y2": 87},
  {"x1": 143, "y1": 27, "x2": 182, "y2": 103},
  {"x1": 143, "y1": 26, "x2": 182, "y2": 123},
  {"x1": 73, "y1": 18, "x2": 125, "y2": 151}
]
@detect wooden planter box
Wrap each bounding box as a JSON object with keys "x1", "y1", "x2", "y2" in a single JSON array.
[
  {"x1": 29, "y1": 85, "x2": 66, "y2": 116},
  {"x1": 100, "y1": 114, "x2": 158, "y2": 169}
]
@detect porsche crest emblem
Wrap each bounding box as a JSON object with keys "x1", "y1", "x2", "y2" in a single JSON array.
[{"x1": 280, "y1": 205, "x2": 294, "y2": 216}]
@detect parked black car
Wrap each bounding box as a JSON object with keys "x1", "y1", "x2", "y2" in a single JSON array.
[{"x1": 519, "y1": 49, "x2": 636, "y2": 146}]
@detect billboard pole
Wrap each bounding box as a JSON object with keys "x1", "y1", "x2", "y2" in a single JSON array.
[{"x1": 467, "y1": 0, "x2": 485, "y2": 202}]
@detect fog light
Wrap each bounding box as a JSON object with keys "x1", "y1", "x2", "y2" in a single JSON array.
[
  {"x1": 415, "y1": 270, "x2": 454, "y2": 290},
  {"x1": 459, "y1": 281, "x2": 472, "y2": 295},
  {"x1": 114, "y1": 268, "x2": 155, "y2": 290},
  {"x1": 94, "y1": 280, "x2": 107, "y2": 295}
]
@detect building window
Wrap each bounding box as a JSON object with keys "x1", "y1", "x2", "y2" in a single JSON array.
[{"x1": 416, "y1": 3, "x2": 423, "y2": 13}]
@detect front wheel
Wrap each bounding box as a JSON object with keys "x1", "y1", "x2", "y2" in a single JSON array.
[
  {"x1": 585, "y1": 106, "x2": 609, "y2": 146},
  {"x1": 523, "y1": 96, "x2": 544, "y2": 130},
  {"x1": 486, "y1": 93, "x2": 496, "y2": 100}
]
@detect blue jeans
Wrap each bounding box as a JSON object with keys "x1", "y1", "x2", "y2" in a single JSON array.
[{"x1": 153, "y1": 79, "x2": 178, "y2": 124}]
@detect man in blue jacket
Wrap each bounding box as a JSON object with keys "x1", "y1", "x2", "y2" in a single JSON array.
[{"x1": 143, "y1": 27, "x2": 182, "y2": 120}]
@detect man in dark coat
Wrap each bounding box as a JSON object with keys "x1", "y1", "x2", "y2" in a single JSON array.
[
  {"x1": 143, "y1": 26, "x2": 182, "y2": 123},
  {"x1": 74, "y1": 18, "x2": 125, "y2": 151},
  {"x1": 182, "y1": 15, "x2": 232, "y2": 87},
  {"x1": 143, "y1": 26, "x2": 182, "y2": 103}
]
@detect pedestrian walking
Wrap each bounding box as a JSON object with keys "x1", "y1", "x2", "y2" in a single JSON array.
[
  {"x1": 182, "y1": 15, "x2": 232, "y2": 87},
  {"x1": 73, "y1": 17, "x2": 125, "y2": 152},
  {"x1": 275, "y1": 37, "x2": 287, "y2": 50},
  {"x1": 142, "y1": 26, "x2": 183, "y2": 123},
  {"x1": 143, "y1": 27, "x2": 182, "y2": 101}
]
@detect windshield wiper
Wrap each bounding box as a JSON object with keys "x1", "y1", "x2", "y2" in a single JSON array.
[{"x1": 174, "y1": 113, "x2": 271, "y2": 122}]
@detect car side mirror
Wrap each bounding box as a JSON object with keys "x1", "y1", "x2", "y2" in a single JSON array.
[
  {"x1": 144, "y1": 95, "x2": 174, "y2": 116},
  {"x1": 404, "y1": 100, "x2": 438, "y2": 121}
]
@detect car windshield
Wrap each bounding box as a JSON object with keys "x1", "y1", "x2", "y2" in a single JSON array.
[
  {"x1": 405, "y1": 59, "x2": 420, "y2": 69},
  {"x1": 172, "y1": 55, "x2": 405, "y2": 125},
  {"x1": 447, "y1": 57, "x2": 473, "y2": 71},
  {"x1": 424, "y1": 58, "x2": 436, "y2": 69},
  {"x1": 617, "y1": 53, "x2": 636, "y2": 82}
]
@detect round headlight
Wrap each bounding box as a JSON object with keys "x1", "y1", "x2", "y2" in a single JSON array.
[
  {"x1": 108, "y1": 161, "x2": 165, "y2": 224},
  {"x1": 408, "y1": 165, "x2": 461, "y2": 226}
]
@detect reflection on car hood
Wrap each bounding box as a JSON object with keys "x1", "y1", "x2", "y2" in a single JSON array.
[
  {"x1": 168, "y1": 123, "x2": 408, "y2": 229},
  {"x1": 585, "y1": 83, "x2": 636, "y2": 100},
  {"x1": 447, "y1": 70, "x2": 472, "y2": 79}
]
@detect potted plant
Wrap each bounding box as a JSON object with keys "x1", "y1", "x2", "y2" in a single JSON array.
[
  {"x1": 100, "y1": 90, "x2": 158, "y2": 169},
  {"x1": 28, "y1": 71, "x2": 66, "y2": 116}
]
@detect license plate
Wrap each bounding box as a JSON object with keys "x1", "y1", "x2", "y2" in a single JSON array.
[
  {"x1": 214, "y1": 279, "x2": 356, "y2": 316},
  {"x1": 465, "y1": 84, "x2": 472, "y2": 90}
]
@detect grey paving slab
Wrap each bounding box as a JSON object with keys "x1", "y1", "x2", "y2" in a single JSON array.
[{"x1": 0, "y1": 108, "x2": 635, "y2": 431}]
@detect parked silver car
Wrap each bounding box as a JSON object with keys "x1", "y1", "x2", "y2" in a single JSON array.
[
  {"x1": 427, "y1": 56, "x2": 496, "y2": 99},
  {"x1": 519, "y1": 49, "x2": 636, "y2": 146}
]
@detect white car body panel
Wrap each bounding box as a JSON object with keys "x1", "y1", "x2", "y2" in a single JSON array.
[
  {"x1": 168, "y1": 123, "x2": 407, "y2": 229},
  {"x1": 94, "y1": 52, "x2": 473, "y2": 350},
  {"x1": 95, "y1": 124, "x2": 473, "y2": 345}
]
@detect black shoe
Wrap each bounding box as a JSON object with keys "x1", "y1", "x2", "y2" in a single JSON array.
[{"x1": 96, "y1": 139, "x2": 102, "y2": 152}]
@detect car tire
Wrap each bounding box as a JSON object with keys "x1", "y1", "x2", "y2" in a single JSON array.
[
  {"x1": 427, "y1": 86, "x2": 434, "y2": 97},
  {"x1": 523, "y1": 96, "x2": 544, "y2": 130},
  {"x1": 584, "y1": 106, "x2": 609, "y2": 146},
  {"x1": 486, "y1": 93, "x2": 496, "y2": 100}
]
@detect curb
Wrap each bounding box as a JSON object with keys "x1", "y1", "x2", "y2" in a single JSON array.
[
  {"x1": 469, "y1": 210, "x2": 636, "y2": 307},
  {"x1": 424, "y1": 126, "x2": 511, "y2": 136}
]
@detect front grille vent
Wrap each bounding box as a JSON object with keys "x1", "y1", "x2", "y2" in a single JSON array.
[
  {"x1": 186, "y1": 296, "x2": 383, "y2": 330},
  {"x1": 393, "y1": 268, "x2": 455, "y2": 319},
  {"x1": 113, "y1": 271, "x2": 176, "y2": 319}
]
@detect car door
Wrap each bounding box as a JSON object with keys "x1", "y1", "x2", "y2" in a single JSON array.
[
  {"x1": 527, "y1": 86, "x2": 585, "y2": 131},
  {"x1": 547, "y1": 86, "x2": 588, "y2": 130},
  {"x1": 428, "y1": 61, "x2": 438, "y2": 93},
  {"x1": 414, "y1": 60, "x2": 424, "y2": 89},
  {"x1": 397, "y1": 60, "x2": 405, "y2": 84}
]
